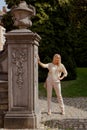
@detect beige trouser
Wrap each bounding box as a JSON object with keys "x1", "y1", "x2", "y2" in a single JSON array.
[{"x1": 46, "y1": 77, "x2": 64, "y2": 112}]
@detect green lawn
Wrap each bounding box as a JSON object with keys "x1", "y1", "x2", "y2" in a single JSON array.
[{"x1": 39, "y1": 68, "x2": 87, "y2": 97}]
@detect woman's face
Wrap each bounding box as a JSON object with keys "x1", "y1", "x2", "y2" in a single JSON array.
[{"x1": 53, "y1": 55, "x2": 61, "y2": 65}]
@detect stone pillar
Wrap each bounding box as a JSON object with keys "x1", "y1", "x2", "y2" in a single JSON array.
[{"x1": 4, "y1": 29, "x2": 41, "y2": 129}]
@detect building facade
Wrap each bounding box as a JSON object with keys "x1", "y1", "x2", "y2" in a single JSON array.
[
  {"x1": 0, "y1": 7, "x2": 6, "y2": 51},
  {"x1": 0, "y1": 25, "x2": 6, "y2": 51}
]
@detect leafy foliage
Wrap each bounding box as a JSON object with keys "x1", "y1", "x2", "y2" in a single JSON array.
[
  {"x1": 2, "y1": 11, "x2": 17, "y2": 32},
  {"x1": 3, "y1": 0, "x2": 87, "y2": 81}
]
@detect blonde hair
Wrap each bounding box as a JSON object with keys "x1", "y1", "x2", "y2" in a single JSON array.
[{"x1": 52, "y1": 54, "x2": 61, "y2": 65}]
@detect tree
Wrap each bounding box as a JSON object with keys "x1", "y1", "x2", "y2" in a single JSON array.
[
  {"x1": 69, "y1": 0, "x2": 87, "y2": 67},
  {"x1": 31, "y1": 0, "x2": 77, "y2": 81},
  {"x1": 4, "y1": 0, "x2": 82, "y2": 81}
]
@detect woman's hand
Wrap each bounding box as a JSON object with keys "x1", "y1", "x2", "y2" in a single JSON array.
[
  {"x1": 58, "y1": 75, "x2": 65, "y2": 80},
  {"x1": 37, "y1": 55, "x2": 40, "y2": 63},
  {"x1": 58, "y1": 77, "x2": 63, "y2": 80},
  {"x1": 38, "y1": 56, "x2": 48, "y2": 68}
]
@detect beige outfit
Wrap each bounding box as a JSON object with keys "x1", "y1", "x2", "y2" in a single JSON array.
[{"x1": 45, "y1": 63, "x2": 67, "y2": 113}]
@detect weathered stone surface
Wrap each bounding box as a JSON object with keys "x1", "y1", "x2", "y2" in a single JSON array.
[
  {"x1": 11, "y1": 1, "x2": 35, "y2": 29},
  {"x1": 4, "y1": 28, "x2": 41, "y2": 129}
]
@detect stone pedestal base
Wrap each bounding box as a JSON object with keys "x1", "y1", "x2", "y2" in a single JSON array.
[
  {"x1": 4, "y1": 111, "x2": 41, "y2": 129},
  {"x1": 4, "y1": 29, "x2": 41, "y2": 129}
]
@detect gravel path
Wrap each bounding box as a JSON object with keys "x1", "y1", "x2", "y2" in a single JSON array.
[
  {"x1": 39, "y1": 97, "x2": 87, "y2": 130},
  {"x1": 1, "y1": 97, "x2": 87, "y2": 130}
]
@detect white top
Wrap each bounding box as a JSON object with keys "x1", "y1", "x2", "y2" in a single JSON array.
[{"x1": 45, "y1": 63, "x2": 67, "y2": 82}]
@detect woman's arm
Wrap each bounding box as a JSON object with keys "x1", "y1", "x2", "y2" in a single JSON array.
[
  {"x1": 38, "y1": 60, "x2": 49, "y2": 68},
  {"x1": 38, "y1": 56, "x2": 49, "y2": 68},
  {"x1": 59, "y1": 64, "x2": 68, "y2": 80}
]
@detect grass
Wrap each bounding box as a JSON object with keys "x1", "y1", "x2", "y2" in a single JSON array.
[{"x1": 39, "y1": 68, "x2": 87, "y2": 97}]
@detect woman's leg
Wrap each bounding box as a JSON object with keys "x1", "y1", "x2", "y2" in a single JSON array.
[
  {"x1": 46, "y1": 79, "x2": 53, "y2": 115},
  {"x1": 53, "y1": 82, "x2": 65, "y2": 115}
]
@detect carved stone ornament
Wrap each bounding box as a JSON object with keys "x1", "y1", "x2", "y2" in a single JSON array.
[
  {"x1": 12, "y1": 48, "x2": 27, "y2": 88},
  {"x1": 11, "y1": 1, "x2": 36, "y2": 29}
]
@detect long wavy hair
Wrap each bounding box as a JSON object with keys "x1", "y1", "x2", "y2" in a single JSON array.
[{"x1": 52, "y1": 54, "x2": 61, "y2": 65}]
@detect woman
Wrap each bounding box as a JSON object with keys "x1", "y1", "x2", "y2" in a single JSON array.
[{"x1": 38, "y1": 54, "x2": 68, "y2": 115}]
